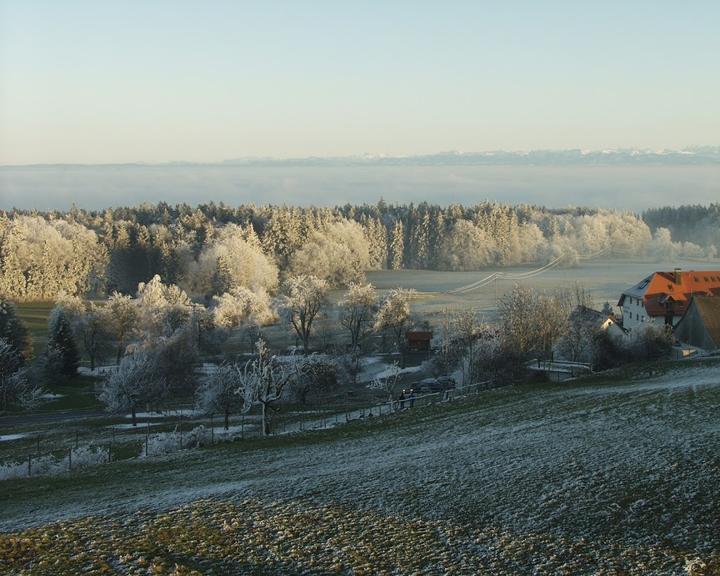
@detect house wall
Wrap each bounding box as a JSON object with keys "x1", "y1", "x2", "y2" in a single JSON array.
[
  {"x1": 621, "y1": 295, "x2": 681, "y2": 331},
  {"x1": 621, "y1": 295, "x2": 655, "y2": 330}
]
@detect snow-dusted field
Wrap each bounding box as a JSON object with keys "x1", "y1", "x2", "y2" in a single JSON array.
[
  {"x1": 368, "y1": 257, "x2": 720, "y2": 318},
  {"x1": 1, "y1": 363, "x2": 719, "y2": 574}
]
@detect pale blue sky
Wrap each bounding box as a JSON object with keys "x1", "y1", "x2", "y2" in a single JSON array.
[{"x1": 1, "y1": 1, "x2": 718, "y2": 164}]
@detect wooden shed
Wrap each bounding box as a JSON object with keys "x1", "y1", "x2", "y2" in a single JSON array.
[
  {"x1": 406, "y1": 330, "x2": 432, "y2": 352},
  {"x1": 673, "y1": 296, "x2": 720, "y2": 351}
]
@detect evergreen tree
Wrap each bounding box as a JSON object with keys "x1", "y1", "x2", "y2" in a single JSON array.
[
  {"x1": 389, "y1": 220, "x2": 405, "y2": 270},
  {"x1": 47, "y1": 307, "x2": 80, "y2": 377},
  {"x1": 0, "y1": 299, "x2": 32, "y2": 364},
  {"x1": 210, "y1": 254, "x2": 233, "y2": 296}
]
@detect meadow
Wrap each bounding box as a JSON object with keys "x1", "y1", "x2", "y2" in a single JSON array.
[{"x1": 1, "y1": 359, "x2": 719, "y2": 574}]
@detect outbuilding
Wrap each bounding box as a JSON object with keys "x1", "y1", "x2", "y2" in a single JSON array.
[{"x1": 673, "y1": 296, "x2": 720, "y2": 351}]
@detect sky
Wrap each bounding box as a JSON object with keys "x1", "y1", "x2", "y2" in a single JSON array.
[{"x1": 0, "y1": 1, "x2": 719, "y2": 165}]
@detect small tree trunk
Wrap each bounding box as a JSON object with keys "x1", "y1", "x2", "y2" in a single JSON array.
[
  {"x1": 224, "y1": 408, "x2": 229, "y2": 431},
  {"x1": 261, "y1": 402, "x2": 269, "y2": 436},
  {"x1": 116, "y1": 344, "x2": 123, "y2": 365},
  {"x1": 131, "y1": 405, "x2": 137, "y2": 427},
  {"x1": 90, "y1": 353, "x2": 95, "y2": 372},
  {"x1": 302, "y1": 331, "x2": 310, "y2": 354}
]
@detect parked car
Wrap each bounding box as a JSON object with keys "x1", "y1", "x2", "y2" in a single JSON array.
[{"x1": 415, "y1": 377, "x2": 456, "y2": 394}]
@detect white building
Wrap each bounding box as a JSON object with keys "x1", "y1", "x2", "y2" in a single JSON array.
[{"x1": 618, "y1": 268, "x2": 720, "y2": 331}]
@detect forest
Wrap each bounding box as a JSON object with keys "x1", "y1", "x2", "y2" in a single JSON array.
[{"x1": 1, "y1": 201, "x2": 717, "y2": 303}]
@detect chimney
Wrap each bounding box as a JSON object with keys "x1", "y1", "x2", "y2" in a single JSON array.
[{"x1": 673, "y1": 268, "x2": 682, "y2": 284}]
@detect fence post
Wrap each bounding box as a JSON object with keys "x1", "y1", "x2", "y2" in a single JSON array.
[
  {"x1": 241, "y1": 414, "x2": 245, "y2": 439},
  {"x1": 107, "y1": 443, "x2": 111, "y2": 463},
  {"x1": 179, "y1": 418, "x2": 183, "y2": 449},
  {"x1": 145, "y1": 422, "x2": 149, "y2": 457},
  {"x1": 27, "y1": 454, "x2": 31, "y2": 477},
  {"x1": 68, "y1": 447, "x2": 72, "y2": 472},
  {"x1": 210, "y1": 413, "x2": 214, "y2": 446}
]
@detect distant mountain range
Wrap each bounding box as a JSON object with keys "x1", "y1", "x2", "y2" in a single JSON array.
[
  {"x1": 4, "y1": 147, "x2": 720, "y2": 169},
  {"x1": 219, "y1": 147, "x2": 720, "y2": 167}
]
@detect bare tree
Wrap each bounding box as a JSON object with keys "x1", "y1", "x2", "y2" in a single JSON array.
[
  {"x1": 374, "y1": 288, "x2": 416, "y2": 354},
  {"x1": 235, "y1": 339, "x2": 298, "y2": 436},
  {"x1": 340, "y1": 282, "x2": 378, "y2": 357},
  {"x1": 74, "y1": 303, "x2": 112, "y2": 371},
  {"x1": 277, "y1": 275, "x2": 329, "y2": 354},
  {"x1": 105, "y1": 292, "x2": 138, "y2": 364},
  {"x1": 196, "y1": 363, "x2": 244, "y2": 430},
  {"x1": 448, "y1": 309, "x2": 485, "y2": 387},
  {"x1": 368, "y1": 362, "x2": 401, "y2": 403}
]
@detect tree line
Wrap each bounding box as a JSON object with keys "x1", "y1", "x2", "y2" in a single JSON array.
[{"x1": 5, "y1": 200, "x2": 715, "y2": 303}]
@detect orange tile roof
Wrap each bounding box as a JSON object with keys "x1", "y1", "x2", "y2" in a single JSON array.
[
  {"x1": 625, "y1": 270, "x2": 720, "y2": 318},
  {"x1": 644, "y1": 270, "x2": 720, "y2": 302}
]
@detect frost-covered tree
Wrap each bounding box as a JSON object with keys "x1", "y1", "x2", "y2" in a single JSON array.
[
  {"x1": 339, "y1": 282, "x2": 378, "y2": 354},
  {"x1": 183, "y1": 224, "x2": 278, "y2": 297},
  {"x1": 105, "y1": 292, "x2": 138, "y2": 363},
  {"x1": 0, "y1": 215, "x2": 107, "y2": 301},
  {"x1": 277, "y1": 275, "x2": 329, "y2": 353},
  {"x1": 438, "y1": 220, "x2": 494, "y2": 270},
  {"x1": 364, "y1": 216, "x2": 388, "y2": 270},
  {"x1": 195, "y1": 363, "x2": 244, "y2": 430},
  {"x1": 236, "y1": 339, "x2": 298, "y2": 436},
  {"x1": 388, "y1": 221, "x2": 404, "y2": 270},
  {"x1": 99, "y1": 351, "x2": 154, "y2": 426},
  {"x1": 100, "y1": 326, "x2": 199, "y2": 425},
  {"x1": 135, "y1": 275, "x2": 193, "y2": 338},
  {"x1": 374, "y1": 288, "x2": 415, "y2": 353},
  {"x1": 46, "y1": 307, "x2": 80, "y2": 377},
  {"x1": 289, "y1": 220, "x2": 370, "y2": 287},
  {"x1": 289, "y1": 354, "x2": 339, "y2": 405},
  {"x1": 368, "y1": 362, "x2": 401, "y2": 402},
  {"x1": 212, "y1": 286, "x2": 275, "y2": 329}
]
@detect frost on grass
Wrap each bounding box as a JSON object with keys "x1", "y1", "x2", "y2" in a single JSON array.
[
  {"x1": 2, "y1": 364, "x2": 720, "y2": 573},
  {"x1": 0, "y1": 445, "x2": 108, "y2": 480},
  {"x1": 2, "y1": 498, "x2": 719, "y2": 576}
]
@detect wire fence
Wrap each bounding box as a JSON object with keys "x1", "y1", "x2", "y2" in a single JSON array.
[{"x1": 1, "y1": 381, "x2": 491, "y2": 480}]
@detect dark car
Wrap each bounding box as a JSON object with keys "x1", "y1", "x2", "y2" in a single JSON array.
[{"x1": 415, "y1": 376, "x2": 456, "y2": 394}]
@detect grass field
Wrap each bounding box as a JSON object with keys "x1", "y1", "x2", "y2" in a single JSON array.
[
  {"x1": 1, "y1": 359, "x2": 719, "y2": 575},
  {"x1": 368, "y1": 256, "x2": 720, "y2": 320}
]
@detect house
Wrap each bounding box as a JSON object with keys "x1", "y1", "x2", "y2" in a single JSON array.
[
  {"x1": 556, "y1": 305, "x2": 627, "y2": 363},
  {"x1": 673, "y1": 296, "x2": 720, "y2": 351},
  {"x1": 406, "y1": 330, "x2": 432, "y2": 352},
  {"x1": 568, "y1": 305, "x2": 627, "y2": 340},
  {"x1": 618, "y1": 268, "x2": 720, "y2": 331}
]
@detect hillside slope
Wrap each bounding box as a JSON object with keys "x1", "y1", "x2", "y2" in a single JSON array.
[{"x1": 2, "y1": 364, "x2": 719, "y2": 574}]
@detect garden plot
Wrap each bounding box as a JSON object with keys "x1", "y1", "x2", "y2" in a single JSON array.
[{"x1": 1, "y1": 363, "x2": 719, "y2": 574}]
